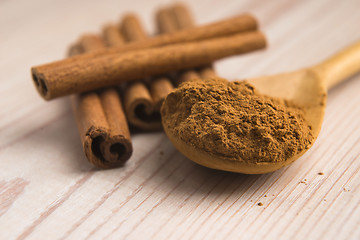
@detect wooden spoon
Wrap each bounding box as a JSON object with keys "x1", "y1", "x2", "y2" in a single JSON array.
[{"x1": 162, "y1": 41, "x2": 360, "y2": 174}]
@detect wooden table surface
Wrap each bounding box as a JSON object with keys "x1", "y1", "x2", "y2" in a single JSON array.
[{"x1": 1, "y1": 0, "x2": 360, "y2": 239}]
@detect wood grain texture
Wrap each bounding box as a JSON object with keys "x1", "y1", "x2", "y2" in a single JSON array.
[{"x1": 0, "y1": 0, "x2": 359, "y2": 239}]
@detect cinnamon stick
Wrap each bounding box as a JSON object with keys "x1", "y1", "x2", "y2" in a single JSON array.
[
  {"x1": 102, "y1": 24, "x2": 125, "y2": 47},
  {"x1": 103, "y1": 23, "x2": 160, "y2": 131},
  {"x1": 178, "y1": 70, "x2": 201, "y2": 83},
  {"x1": 121, "y1": 14, "x2": 175, "y2": 130},
  {"x1": 121, "y1": 15, "x2": 162, "y2": 130},
  {"x1": 156, "y1": 7, "x2": 179, "y2": 34},
  {"x1": 155, "y1": 5, "x2": 205, "y2": 84},
  {"x1": 154, "y1": 6, "x2": 197, "y2": 85},
  {"x1": 147, "y1": 12, "x2": 177, "y2": 111},
  {"x1": 70, "y1": 33, "x2": 132, "y2": 169},
  {"x1": 32, "y1": 14, "x2": 257, "y2": 74},
  {"x1": 32, "y1": 30, "x2": 266, "y2": 100},
  {"x1": 171, "y1": 3, "x2": 217, "y2": 81}
]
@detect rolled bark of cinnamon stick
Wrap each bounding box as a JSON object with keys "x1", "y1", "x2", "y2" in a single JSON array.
[
  {"x1": 171, "y1": 3, "x2": 217, "y2": 81},
  {"x1": 102, "y1": 24, "x2": 125, "y2": 47},
  {"x1": 32, "y1": 14, "x2": 257, "y2": 74},
  {"x1": 178, "y1": 70, "x2": 201, "y2": 83},
  {"x1": 103, "y1": 20, "x2": 157, "y2": 130},
  {"x1": 148, "y1": 11, "x2": 177, "y2": 112},
  {"x1": 121, "y1": 14, "x2": 175, "y2": 130},
  {"x1": 70, "y1": 33, "x2": 132, "y2": 169},
  {"x1": 103, "y1": 23, "x2": 161, "y2": 131},
  {"x1": 121, "y1": 15, "x2": 163, "y2": 130},
  {"x1": 32, "y1": 31, "x2": 266, "y2": 100},
  {"x1": 156, "y1": 7, "x2": 179, "y2": 34},
  {"x1": 155, "y1": 6, "x2": 199, "y2": 84}
]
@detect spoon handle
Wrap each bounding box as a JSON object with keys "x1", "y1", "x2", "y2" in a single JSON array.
[{"x1": 314, "y1": 40, "x2": 360, "y2": 90}]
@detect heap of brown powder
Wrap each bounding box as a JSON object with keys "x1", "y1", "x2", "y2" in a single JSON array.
[{"x1": 161, "y1": 77, "x2": 314, "y2": 163}]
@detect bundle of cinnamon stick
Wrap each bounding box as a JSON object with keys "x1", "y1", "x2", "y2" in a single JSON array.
[{"x1": 31, "y1": 3, "x2": 267, "y2": 168}]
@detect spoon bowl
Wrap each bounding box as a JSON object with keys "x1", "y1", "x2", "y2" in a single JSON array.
[{"x1": 162, "y1": 41, "x2": 360, "y2": 174}]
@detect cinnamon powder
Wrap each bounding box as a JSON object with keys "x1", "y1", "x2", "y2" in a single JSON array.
[{"x1": 161, "y1": 77, "x2": 314, "y2": 163}]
